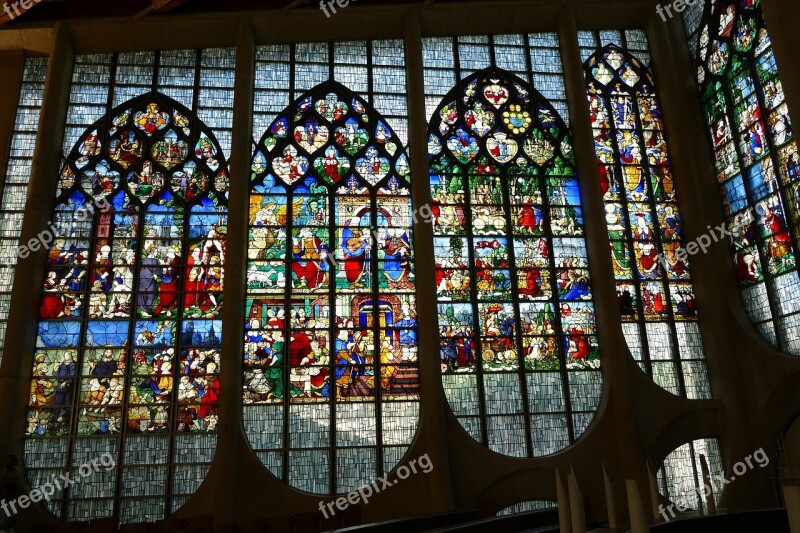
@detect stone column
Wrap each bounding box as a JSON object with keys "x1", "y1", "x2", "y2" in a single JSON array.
[
  {"x1": 556, "y1": 469, "x2": 572, "y2": 533},
  {"x1": 558, "y1": 3, "x2": 649, "y2": 528},
  {"x1": 568, "y1": 466, "x2": 586, "y2": 533},
  {"x1": 401, "y1": 6, "x2": 455, "y2": 513},
  {"x1": 0, "y1": 21, "x2": 73, "y2": 467},
  {"x1": 215, "y1": 15, "x2": 255, "y2": 524},
  {"x1": 0, "y1": 22, "x2": 73, "y2": 528},
  {"x1": 626, "y1": 478, "x2": 651, "y2": 533}
]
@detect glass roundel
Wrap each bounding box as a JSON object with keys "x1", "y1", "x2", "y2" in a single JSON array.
[
  {"x1": 244, "y1": 81, "x2": 420, "y2": 494},
  {"x1": 25, "y1": 92, "x2": 227, "y2": 521},
  {"x1": 429, "y1": 67, "x2": 603, "y2": 457}
]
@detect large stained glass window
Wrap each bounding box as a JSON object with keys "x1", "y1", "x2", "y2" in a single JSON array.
[
  {"x1": 425, "y1": 34, "x2": 603, "y2": 458},
  {"x1": 0, "y1": 57, "x2": 48, "y2": 366},
  {"x1": 580, "y1": 30, "x2": 711, "y2": 400},
  {"x1": 244, "y1": 41, "x2": 419, "y2": 494},
  {"x1": 24, "y1": 49, "x2": 233, "y2": 524},
  {"x1": 693, "y1": 0, "x2": 800, "y2": 354}
]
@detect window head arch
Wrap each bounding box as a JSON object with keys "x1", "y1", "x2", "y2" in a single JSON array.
[
  {"x1": 429, "y1": 67, "x2": 603, "y2": 457},
  {"x1": 244, "y1": 80, "x2": 419, "y2": 494},
  {"x1": 26, "y1": 91, "x2": 226, "y2": 523}
]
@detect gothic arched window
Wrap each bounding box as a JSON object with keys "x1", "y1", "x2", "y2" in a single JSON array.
[
  {"x1": 695, "y1": 0, "x2": 800, "y2": 354},
  {"x1": 585, "y1": 40, "x2": 711, "y2": 400},
  {"x1": 26, "y1": 92, "x2": 227, "y2": 522},
  {"x1": 430, "y1": 67, "x2": 602, "y2": 457},
  {"x1": 244, "y1": 81, "x2": 419, "y2": 494}
]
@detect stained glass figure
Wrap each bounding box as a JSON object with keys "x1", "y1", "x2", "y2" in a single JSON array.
[{"x1": 694, "y1": 0, "x2": 800, "y2": 354}]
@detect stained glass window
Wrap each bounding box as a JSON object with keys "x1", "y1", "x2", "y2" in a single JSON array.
[
  {"x1": 581, "y1": 30, "x2": 711, "y2": 400},
  {"x1": 0, "y1": 57, "x2": 48, "y2": 366},
  {"x1": 693, "y1": 0, "x2": 800, "y2": 354},
  {"x1": 425, "y1": 34, "x2": 603, "y2": 458},
  {"x1": 24, "y1": 49, "x2": 234, "y2": 524},
  {"x1": 497, "y1": 500, "x2": 557, "y2": 516},
  {"x1": 244, "y1": 41, "x2": 419, "y2": 494},
  {"x1": 657, "y1": 438, "x2": 723, "y2": 513},
  {"x1": 682, "y1": 0, "x2": 709, "y2": 58}
]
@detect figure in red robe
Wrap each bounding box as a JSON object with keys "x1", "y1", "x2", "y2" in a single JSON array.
[
  {"x1": 199, "y1": 375, "x2": 219, "y2": 420},
  {"x1": 598, "y1": 163, "x2": 610, "y2": 196},
  {"x1": 289, "y1": 332, "x2": 312, "y2": 367},
  {"x1": 638, "y1": 246, "x2": 659, "y2": 274},
  {"x1": 765, "y1": 208, "x2": 793, "y2": 259},
  {"x1": 324, "y1": 152, "x2": 340, "y2": 182},
  {"x1": 152, "y1": 251, "x2": 180, "y2": 316},
  {"x1": 518, "y1": 269, "x2": 541, "y2": 298},
  {"x1": 569, "y1": 329, "x2": 591, "y2": 360},
  {"x1": 342, "y1": 225, "x2": 369, "y2": 286},
  {"x1": 465, "y1": 110, "x2": 476, "y2": 129},
  {"x1": 517, "y1": 201, "x2": 537, "y2": 233},
  {"x1": 456, "y1": 338, "x2": 468, "y2": 367},
  {"x1": 292, "y1": 230, "x2": 328, "y2": 289},
  {"x1": 40, "y1": 273, "x2": 65, "y2": 319}
]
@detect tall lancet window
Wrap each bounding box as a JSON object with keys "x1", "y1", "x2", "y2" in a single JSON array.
[
  {"x1": 694, "y1": 0, "x2": 800, "y2": 354},
  {"x1": 0, "y1": 57, "x2": 48, "y2": 367},
  {"x1": 581, "y1": 31, "x2": 711, "y2": 400},
  {"x1": 428, "y1": 55, "x2": 603, "y2": 455},
  {"x1": 244, "y1": 40, "x2": 419, "y2": 494},
  {"x1": 25, "y1": 49, "x2": 233, "y2": 524}
]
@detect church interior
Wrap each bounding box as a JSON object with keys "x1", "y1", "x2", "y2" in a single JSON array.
[{"x1": 1, "y1": 0, "x2": 800, "y2": 531}]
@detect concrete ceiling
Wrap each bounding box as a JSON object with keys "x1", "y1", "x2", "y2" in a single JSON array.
[{"x1": 1, "y1": 0, "x2": 483, "y2": 24}]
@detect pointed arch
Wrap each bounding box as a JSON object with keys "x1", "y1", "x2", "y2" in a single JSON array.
[
  {"x1": 25, "y1": 92, "x2": 227, "y2": 522},
  {"x1": 429, "y1": 67, "x2": 603, "y2": 457},
  {"x1": 695, "y1": 0, "x2": 800, "y2": 354},
  {"x1": 584, "y1": 44, "x2": 711, "y2": 399},
  {"x1": 244, "y1": 80, "x2": 419, "y2": 494}
]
